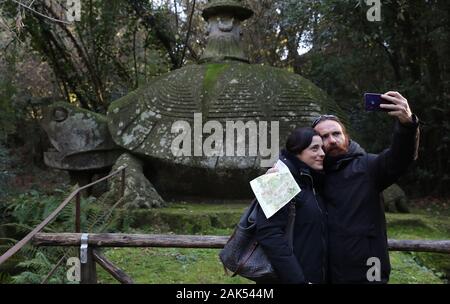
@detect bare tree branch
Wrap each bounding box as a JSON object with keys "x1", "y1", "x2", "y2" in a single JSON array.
[
  {"x1": 11, "y1": 0, "x2": 70, "y2": 24},
  {"x1": 42, "y1": 2, "x2": 107, "y2": 109},
  {"x1": 128, "y1": 0, "x2": 180, "y2": 69},
  {"x1": 0, "y1": 15, "x2": 24, "y2": 43},
  {"x1": 180, "y1": 0, "x2": 195, "y2": 65}
]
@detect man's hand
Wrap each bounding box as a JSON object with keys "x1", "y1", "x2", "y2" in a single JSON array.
[{"x1": 380, "y1": 91, "x2": 413, "y2": 124}]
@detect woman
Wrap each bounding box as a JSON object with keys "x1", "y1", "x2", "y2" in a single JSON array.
[{"x1": 256, "y1": 127, "x2": 328, "y2": 284}]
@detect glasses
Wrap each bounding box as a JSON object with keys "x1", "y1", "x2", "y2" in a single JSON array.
[{"x1": 311, "y1": 114, "x2": 340, "y2": 128}]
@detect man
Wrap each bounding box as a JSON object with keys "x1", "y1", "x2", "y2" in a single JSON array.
[{"x1": 312, "y1": 91, "x2": 419, "y2": 283}]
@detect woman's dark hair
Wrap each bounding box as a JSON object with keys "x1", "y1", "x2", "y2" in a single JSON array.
[{"x1": 285, "y1": 127, "x2": 320, "y2": 155}]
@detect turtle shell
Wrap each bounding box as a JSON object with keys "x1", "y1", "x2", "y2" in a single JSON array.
[{"x1": 107, "y1": 61, "x2": 345, "y2": 199}]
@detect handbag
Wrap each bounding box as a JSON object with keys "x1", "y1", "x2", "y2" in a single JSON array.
[{"x1": 219, "y1": 199, "x2": 296, "y2": 282}]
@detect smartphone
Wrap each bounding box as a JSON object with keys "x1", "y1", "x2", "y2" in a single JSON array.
[{"x1": 364, "y1": 93, "x2": 391, "y2": 112}]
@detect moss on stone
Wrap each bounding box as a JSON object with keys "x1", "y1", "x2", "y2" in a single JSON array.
[
  {"x1": 52, "y1": 101, "x2": 107, "y2": 122},
  {"x1": 114, "y1": 203, "x2": 247, "y2": 234},
  {"x1": 202, "y1": 63, "x2": 230, "y2": 102}
]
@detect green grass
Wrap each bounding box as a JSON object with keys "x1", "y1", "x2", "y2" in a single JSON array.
[
  {"x1": 389, "y1": 252, "x2": 443, "y2": 284},
  {"x1": 96, "y1": 247, "x2": 251, "y2": 284},
  {"x1": 386, "y1": 212, "x2": 450, "y2": 283},
  {"x1": 97, "y1": 203, "x2": 251, "y2": 284}
]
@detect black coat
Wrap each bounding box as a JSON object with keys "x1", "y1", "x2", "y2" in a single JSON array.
[
  {"x1": 255, "y1": 149, "x2": 328, "y2": 284},
  {"x1": 323, "y1": 120, "x2": 419, "y2": 283}
]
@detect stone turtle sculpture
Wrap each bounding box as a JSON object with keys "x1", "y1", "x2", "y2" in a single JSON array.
[{"x1": 42, "y1": 0, "x2": 347, "y2": 208}]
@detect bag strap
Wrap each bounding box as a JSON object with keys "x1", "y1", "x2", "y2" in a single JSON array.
[{"x1": 286, "y1": 201, "x2": 296, "y2": 246}]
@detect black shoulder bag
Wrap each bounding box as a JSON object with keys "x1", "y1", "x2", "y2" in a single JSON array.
[{"x1": 219, "y1": 199, "x2": 296, "y2": 283}]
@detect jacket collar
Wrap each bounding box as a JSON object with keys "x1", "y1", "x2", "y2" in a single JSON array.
[
  {"x1": 280, "y1": 149, "x2": 312, "y2": 177},
  {"x1": 279, "y1": 149, "x2": 326, "y2": 190}
]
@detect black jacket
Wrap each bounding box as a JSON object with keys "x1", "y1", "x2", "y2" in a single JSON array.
[
  {"x1": 255, "y1": 149, "x2": 328, "y2": 284},
  {"x1": 324, "y1": 120, "x2": 420, "y2": 283}
]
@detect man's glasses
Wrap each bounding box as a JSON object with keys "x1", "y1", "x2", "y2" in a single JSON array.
[{"x1": 311, "y1": 114, "x2": 340, "y2": 128}]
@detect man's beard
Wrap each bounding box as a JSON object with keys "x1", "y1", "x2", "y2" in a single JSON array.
[{"x1": 325, "y1": 138, "x2": 349, "y2": 157}]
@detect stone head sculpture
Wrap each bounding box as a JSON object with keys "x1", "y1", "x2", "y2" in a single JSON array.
[{"x1": 200, "y1": 0, "x2": 254, "y2": 63}]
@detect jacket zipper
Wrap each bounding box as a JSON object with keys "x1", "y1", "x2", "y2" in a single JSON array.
[{"x1": 300, "y1": 172, "x2": 327, "y2": 283}]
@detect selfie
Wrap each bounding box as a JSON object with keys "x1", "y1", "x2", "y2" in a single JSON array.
[{"x1": 0, "y1": 0, "x2": 448, "y2": 292}]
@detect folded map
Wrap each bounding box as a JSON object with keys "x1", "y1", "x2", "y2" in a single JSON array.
[{"x1": 250, "y1": 160, "x2": 301, "y2": 219}]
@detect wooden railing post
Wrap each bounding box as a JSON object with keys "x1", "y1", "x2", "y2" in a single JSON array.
[
  {"x1": 80, "y1": 248, "x2": 97, "y2": 284},
  {"x1": 93, "y1": 249, "x2": 134, "y2": 284},
  {"x1": 79, "y1": 234, "x2": 97, "y2": 284},
  {"x1": 75, "y1": 192, "x2": 81, "y2": 233}
]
